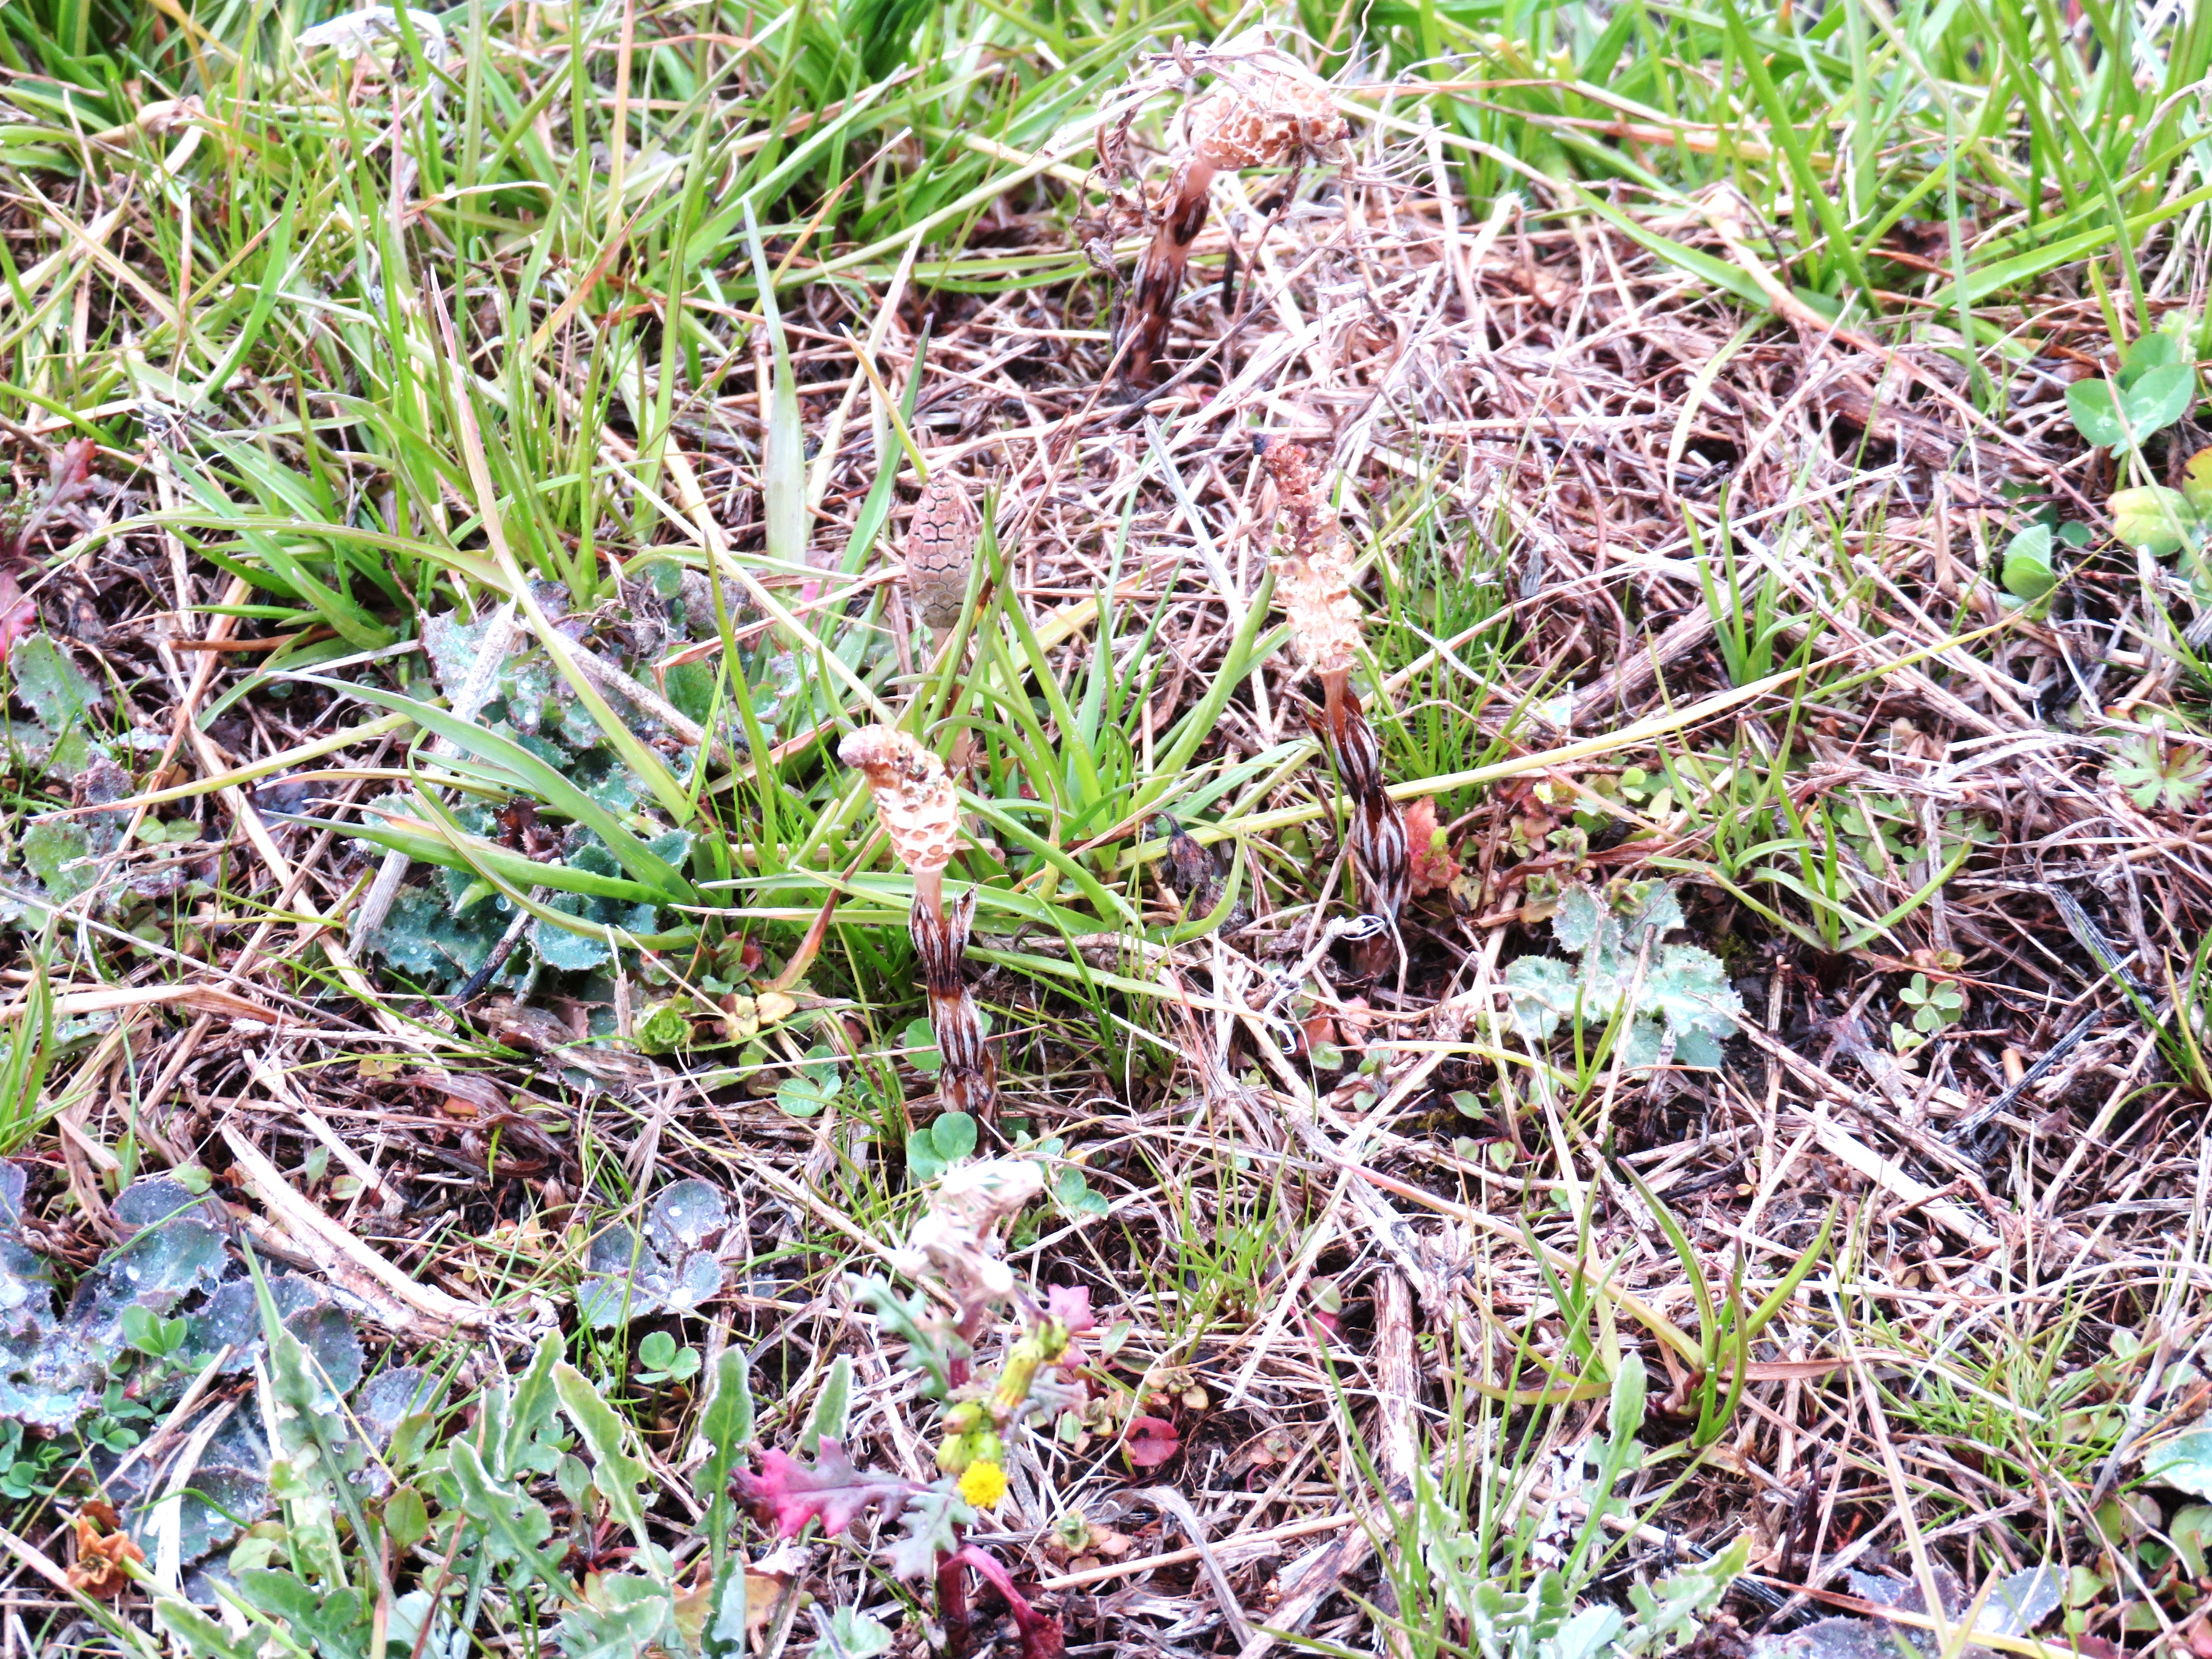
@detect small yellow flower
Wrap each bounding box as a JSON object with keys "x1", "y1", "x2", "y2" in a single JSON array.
[{"x1": 958, "y1": 1460, "x2": 1008, "y2": 1510}]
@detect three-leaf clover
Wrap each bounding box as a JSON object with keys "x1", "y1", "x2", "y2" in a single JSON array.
[
  {"x1": 905, "y1": 1110, "x2": 977, "y2": 1182},
  {"x1": 2002, "y1": 523, "x2": 2058, "y2": 603},
  {"x1": 634, "y1": 1329, "x2": 701, "y2": 1387},
  {"x1": 902, "y1": 1016, "x2": 942, "y2": 1075},
  {"x1": 1897, "y1": 973, "x2": 1965, "y2": 1036},
  {"x1": 2110, "y1": 485, "x2": 2202, "y2": 555},
  {"x1": 775, "y1": 1044, "x2": 845, "y2": 1118},
  {"x1": 2068, "y1": 332, "x2": 2199, "y2": 455},
  {"x1": 1053, "y1": 1164, "x2": 1110, "y2": 1218}
]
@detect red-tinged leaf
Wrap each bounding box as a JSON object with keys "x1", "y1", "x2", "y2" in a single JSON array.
[
  {"x1": 1307, "y1": 1277, "x2": 1342, "y2": 1338},
  {"x1": 1122, "y1": 1415, "x2": 1179, "y2": 1469},
  {"x1": 0, "y1": 575, "x2": 35, "y2": 663},
  {"x1": 5, "y1": 439, "x2": 101, "y2": 565},
  {"x1": 52, "y1": 438, "x2": 95, "y2": 498},
  {"x1": 1044, "y1": 1283, "x2": 1094, "y2": 1336},
  {"x1": 956, "y1": 1545, "x2": 1066, "y2": 1659},
  {"x1": 734, "y1": 1438, "x2": 921, "y2": 1538},
  {"x1": 1404, "y1": 797, "x2": 1460, "y2": 897}
]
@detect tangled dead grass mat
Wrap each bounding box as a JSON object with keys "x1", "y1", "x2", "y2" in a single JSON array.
[{"x1": 0, "y1": 25, "x2": 2210, "y2": 1659}]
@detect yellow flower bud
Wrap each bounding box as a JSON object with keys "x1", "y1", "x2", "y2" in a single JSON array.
[
  {"x1": 935, "y1": 1424, "x2": 1002, "y2": 1475},
  {"x1": 991, "y1": 1338, "x2": 1046, "y2": 1416}
]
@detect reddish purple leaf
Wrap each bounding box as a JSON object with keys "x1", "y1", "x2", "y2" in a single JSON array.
[
  {"x1": 52, "y1": 438, "x2": 96, "y2": 499},
  {"x1": 4, "y1": 438, "x2": 99, "y2": 566},
  {"x1": 1044, "y1": 1283, "x2": 1094, "y2": 1335},
  {"x1": 0, "y1": 575, "x2": 35, "y2": 663},
  {"x1": 1122, "y1": 1415, "x2": 1179, "y2": 1469},
  {"x1": 735, "y1": 1438, "x2": 921, "y2": 1538},
  {"x1": 1305, "y1": 1277, "x2": 1342, "y2": 1339},
  {"x1": 956, "y1": 1545, "x2": 1066, "y2": 1659}
]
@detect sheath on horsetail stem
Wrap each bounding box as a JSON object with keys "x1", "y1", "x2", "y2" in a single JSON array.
[
  {"x1": 840, "y1": 725, "x2": 999, "y2": 1121},
  {"x1": 1260, "y1": 438, "x2": 1410, "y2": 936},
  {"x1": 1121, "y1": 65, "x2": 1347, "y2": 389}
]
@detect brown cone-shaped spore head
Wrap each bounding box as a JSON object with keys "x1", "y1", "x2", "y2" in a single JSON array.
[
  {"x1": 1262, "y1": 441, "x2": 1324, "y2": 540},
  {"x1": 905, "y1": 469, "x2": 981, "y2": 630},
  {"x1": 1261, "y1": 442, "x2": 1362, "y2": 678},
  {"x1": 840, "y1": 725, "x2": 960, "y2": 875},
  {"x1": 1190, "y1": 68, "x2": 1347, "y2": 170}
]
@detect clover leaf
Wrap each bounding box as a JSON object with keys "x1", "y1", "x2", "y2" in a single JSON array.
[{"x1": 774, "y1": 1044, "x2": 844, "y2": 1118}]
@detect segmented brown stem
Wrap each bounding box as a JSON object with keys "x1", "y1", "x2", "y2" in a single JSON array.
[
  {"x1": 842, "y1": 724, "x2": 997, "y2": 1116},
  {"x1": 912, "y1": 887, "x2": 998, "y2": 1123},
  {"x1": 1310, "y1": 676, "x2": 1410, "y2": 931},
  {"x1": 1118, "y1": 70, "x2": 1344, "y2": 390},
  {"x1": 1120, "y1": 158, "x2": 1218, "y2": 390}
]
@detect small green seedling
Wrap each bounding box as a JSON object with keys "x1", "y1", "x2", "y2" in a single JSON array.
[
  {"x1": 1503, "y1": 881, "x2": 1744, "y2": 1070},
  {"x1": 1891, "y1": 973, "x2": 1966, "y2": 1054},
  {"x1": 808, "y1": 1607, "x2": 895, "y2": 1659},
  {"x1": 633, "y1": 1330, "x2": 701, "y2": 1387},
  {"x1": 776, "y1": 1044, "x2": 844, "y2": 1118},
  {"x1": 635, "y1": 1001, "x2": 692, "y2": 1054},
  {"x1": 1049, "y1": 1158, "x2": 1111, "y2": 1218},
  {"x1": 906, "y1": 1110, "x2": 977, "y2": 1181},
  {"x1": 2109, "y1": 725, "x2": 2212, "y2": 813},
  {"x1": 121, "y1": 1304, "x2": 189, "y2": 1362},
  {"x1": 2068, "y1": 329, "x2": 2199, "y2": 456}
]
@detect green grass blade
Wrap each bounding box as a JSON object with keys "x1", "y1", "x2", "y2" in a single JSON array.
[{"x1": 289, "y1": 674, "x2": 694, "y2": 902}]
